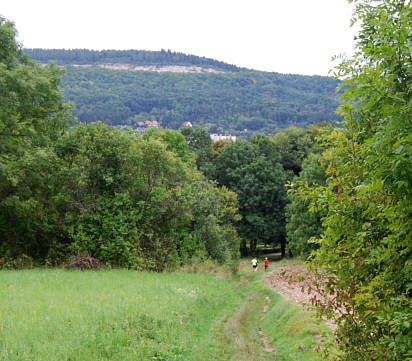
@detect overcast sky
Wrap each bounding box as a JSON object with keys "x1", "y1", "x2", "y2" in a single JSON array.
[{"x1": 2, "y1": 0, "x2": 358, "y2": 76}]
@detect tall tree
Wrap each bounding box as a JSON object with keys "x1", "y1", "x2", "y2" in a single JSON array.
[
  {"x1": 286, "y1": 153, "x2": 326, "y2": 258},
  {"x1": 271, "y1": 126, "x2": 321, "y2": 176},
  {"x1": 180, "y1": 127, "x2": 214, "y2": 176},
  {"x1": 0, "y1": 17, "x2": 73, "y2": 263},
  {"x1": 294, "y1": 1, "x2": 411, "y2": 359},
  {"x1": 56, "y1": 122, "x2": 240, "y2": 270},
  {"x1": 214, "y1": 138, "x2": 288, "y2": 256}
]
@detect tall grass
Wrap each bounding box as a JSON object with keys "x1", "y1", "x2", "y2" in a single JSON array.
[{"x1": 0, "y1": 269, "x2": 243, "y2": 360}]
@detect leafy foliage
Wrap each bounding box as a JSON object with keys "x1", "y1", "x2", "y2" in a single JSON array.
[
  {"x1": 286, "y1": 153, "x2": 327, "y2": 258},
  {"x1": 292, "y1": 1, "x2": 412, "y2": 359},
  {"x1": 55, "y1": 122, "x2": 240, "y2": 270},
  {"x1": 271, "y1": 124, "x2": 332, "y2": 176},
  {"x1": 214, "y1": 137, "x2": 288, "y2": 255},
  {"x1": 0, "y1": 17, "x2": 74, "y2": 262},
  {"x1": 180, "y1": 127, "x2": 214, "y2": 176}
]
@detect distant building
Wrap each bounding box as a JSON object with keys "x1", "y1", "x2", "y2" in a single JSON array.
[
  {"x1": 145, "y1": 120, "x2": 159, "y2": 128},
  {"x1": 210, "y1": 134, "x2": 237, "y2": 142},
  {"x1": 181, "y1": 121, "x2": 193, "y2": 127}
]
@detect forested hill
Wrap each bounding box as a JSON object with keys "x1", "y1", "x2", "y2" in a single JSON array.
[
  {"x1": 25, "y1": 48, "x2": 341, "y2": 136},
  {"x1": 24, "y1": 48, "x2": 242, "y2": 72}
]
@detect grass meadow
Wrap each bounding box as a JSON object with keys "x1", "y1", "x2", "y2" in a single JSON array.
[
  {"x1": 0, "y1": 262, "x2": 334, "y2": 360},
  {"x1": 0, "y1": 269, "x2": 243, "y2": 360}
]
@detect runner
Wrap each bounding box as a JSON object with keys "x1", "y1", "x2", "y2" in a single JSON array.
[
  {"x1": 251, "y1": 257, "x2": 258, "y2": 272},
  {"x1": 264, "y1": 257, "x2": 269, "y2": 272}
]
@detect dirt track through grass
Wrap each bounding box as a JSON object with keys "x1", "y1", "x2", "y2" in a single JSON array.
[{"x1": 210, "y1": 270, "x2": 277, "y2": 361}]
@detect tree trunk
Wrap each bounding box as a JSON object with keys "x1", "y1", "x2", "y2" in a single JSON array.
[
  {"x1": 240, "y1": 239, "x2": 248, "y2": 257},
  {"x1": 250, "y1": 239, "x2": 257, "y2": 255},
  {"x1": 280, "y1": 238, "x2": 286, "y2": 258}
]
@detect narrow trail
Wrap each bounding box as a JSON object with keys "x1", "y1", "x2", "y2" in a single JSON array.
[
  {"x1": 216, "y1": 260, "x2": 333, "y2": 360},
  {"x1": 214, "y1": 269, "x2": 278, "y2": 361},
  {"x1": 258, "y1": 295, "x2": 277, "y2": 354}
]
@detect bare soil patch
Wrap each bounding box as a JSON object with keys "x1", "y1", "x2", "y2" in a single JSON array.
[{"x1": 262, "y1": 263, "x2": 336, "y2": 331}]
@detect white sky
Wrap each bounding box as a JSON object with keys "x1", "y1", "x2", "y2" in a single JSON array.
[{"x1": 2, "y1": 0, "x2": 358, "y2": 76}]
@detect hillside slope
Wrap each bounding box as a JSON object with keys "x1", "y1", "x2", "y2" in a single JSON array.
[{"x1": 25, "y1": 49, "x2": 341, "y2": 136}]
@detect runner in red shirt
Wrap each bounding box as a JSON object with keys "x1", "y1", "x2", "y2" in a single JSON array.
[{"x1": 264, "y1": 257, "x2": 269, "y2": 272}]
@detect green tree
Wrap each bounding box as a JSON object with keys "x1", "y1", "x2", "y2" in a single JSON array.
[
  {"x1": 211, "y1": 139, "x2": 231, "y2": 159},
  {"x1": 56, "y1": 122, "x2": 240, "y2": 270},
  {"x1": 0, "y1": 17, "x2": 73, "y2": 264},
  {"x1": 214, "y1": 139, "x2": 288, "y2": 256},
  {"x1": 176, "y1": 175, "x2": 241, "y2": 267},
  {"x1": 56, "y1": 123, "x2": 191, "y2": 269},
  {"x1": 294, "y1": 1, "x2": 411, "y2": 359},
  {"x1": 180, "y1": 127, "x2": 214, "y2": 176},
  {"x1": 0, "y1": 18, "x2": 72, "y2": 155},
  {"x1": 271, "y1": 126, "x2": 320, "y2": 176},
  {"x1": 286, "y1": 153, "x2": 326, "y2": 258},
  {"x1": 143, "y1": 127, "x2": 195, "y2": 164}
]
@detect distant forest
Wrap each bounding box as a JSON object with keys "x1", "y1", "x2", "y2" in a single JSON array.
[
  {"x1": 25, "y1": 49, "x2": 341, "y2": 136},
  {"x1": 24, "y1": 48, "x2": 242, "y2": 72}
]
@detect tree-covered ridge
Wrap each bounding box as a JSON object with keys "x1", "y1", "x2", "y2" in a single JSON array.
[
  {"x1": 62, "y1": 68, "x2": 340, "y2": 133},
  {"x1": 24, "y1": 48, "x2": 242, "y2": 72},
  {"x1": 23, "y1": 48, "x2": 342, "y2": 135}
]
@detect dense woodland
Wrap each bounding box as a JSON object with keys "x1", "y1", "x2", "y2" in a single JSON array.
[
  {"x1": 24, "y1": 48, "x2": 242, "y2": 71},
  {"x1": 24, "y1": 48, "x2": 341, "y2": 136},
  {"x1": 1, "y1": 0, "x2": 411, "y2": 359}
]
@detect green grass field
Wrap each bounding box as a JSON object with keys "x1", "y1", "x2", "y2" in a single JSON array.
[
  {"x1": 0, "y1": 269, "x2": 245, "y2": 360},
  {"x1": 0, "y1": 263, "x2": 334, "y2": 360}
]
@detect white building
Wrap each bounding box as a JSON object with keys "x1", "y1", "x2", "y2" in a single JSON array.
[{"x1": 210, "y1": 134, "x2": 237, "y2": 142}]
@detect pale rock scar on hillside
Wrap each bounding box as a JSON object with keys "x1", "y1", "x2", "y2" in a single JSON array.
[{"x1": 71, "y1": 63, "x2": 225, "y2": 73}]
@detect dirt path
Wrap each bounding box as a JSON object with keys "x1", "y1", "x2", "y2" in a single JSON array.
[
  {"x1": 262, "y1": 264, "x2": 314, "y2": 304},
  {"x1": 215, "y1": 260, "x2": 336, "y2": 360},
  {"x1": 258, "y1": 296, "x2": 277, "y2": 354},
  {"x1": 213, "y1": 269, "x2": 277, "y2": 360}
]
